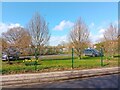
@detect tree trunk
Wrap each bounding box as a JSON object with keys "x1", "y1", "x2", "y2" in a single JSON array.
[
  {"x1": 7, "y1": 57, "x2": 12, "y2": 64},
  {"x1": 8, "y1": 58, "x2": 10, "y2": 64},
  {"x1": 78, "y1": 54, "x2": 82, "y2": 60}
]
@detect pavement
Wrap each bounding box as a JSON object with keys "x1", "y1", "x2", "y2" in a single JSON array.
[
  {"x1": 1, "y1": 67, "x2": 120, "y2": 88},
  {"x1": 30, "y1": 54, "x2": 77, "y2": 59},
  {"x1": 9, "y1": 74, "x2": 119, "y2": 88}
]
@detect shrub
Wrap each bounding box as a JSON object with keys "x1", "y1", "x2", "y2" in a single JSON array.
[{"x1": 23, "y1": 59, "x2": 39, "y2": 66}]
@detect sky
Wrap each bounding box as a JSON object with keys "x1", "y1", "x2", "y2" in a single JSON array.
[{"x1": 1, "y1": 2, "x2": 118, "y2": 46}]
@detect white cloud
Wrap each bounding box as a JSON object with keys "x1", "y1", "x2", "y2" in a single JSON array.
[
  {"x1": 49, "y1": 35, "x2": 68, "y2": 46},
  {"x1": 90, "y1": 34, "x2": 101, "y2": 44},
  {"x1": 90, "y1": 28, "x2": 105, "y2": 44},
  {"x1": 89, "y1": 32, "x2": 97, "y2": 44},
  {"x1": 89, "y1": 22, "x2": 95, "y2": 28},
  {"x1": 0, "y1": 22, "x2": 23, "y2": 36},
  {"x1": 98, "y1": 28, "x2": 106, "y2": 41},
  {"x1": 98, "y1": 28, "x2": 105, "y2": 34},
  {"x1": 97, "y1": 34, "x2": 104, "y2": 39},
  {"x1": 89, "y1": 20, "x2": 118, "y2": 44},
  {"x1": 53, "y1": 20, "x2": 74, "y2": 31},
  {"x1": 8, "y1": 23, "x2": 22, "y2": 29},
  {"x1": 0, "y1": 23, "x2": 9, "y2": 34}
]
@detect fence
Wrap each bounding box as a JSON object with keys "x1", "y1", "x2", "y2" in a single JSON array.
[{"x1": 1, "y1": 49, "x2": 118, "y2": 75}]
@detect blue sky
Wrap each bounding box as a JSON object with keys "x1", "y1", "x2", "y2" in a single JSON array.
[{"x1": 1, "y1": 2, "x2": 118, "y2": 46}]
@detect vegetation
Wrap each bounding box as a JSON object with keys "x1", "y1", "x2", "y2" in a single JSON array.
[
  {"x1": 1, "y1": 56, "x2": 118, "y2": 75},
  {"x1": 69, "y1": 18, "x2": 90, "y2": 59},
  {"x1": 0, "y1": 12, "x2": 118, "y2": 75},
  {"x1": 99, "y1": 24, "x2": 118, "y2": 57}
]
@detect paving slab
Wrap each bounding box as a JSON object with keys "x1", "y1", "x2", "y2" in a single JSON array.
[{"x1": 1, "y1": 67, "x2": 120, "y2": 87}]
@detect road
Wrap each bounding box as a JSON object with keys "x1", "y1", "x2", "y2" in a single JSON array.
[{"x1": 6, "y1": 74, "x2": 119, "y2": 89}]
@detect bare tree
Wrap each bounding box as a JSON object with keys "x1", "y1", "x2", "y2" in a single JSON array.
[
  {"x1": 69, "y1": 18, "x2": 90, "y2": 59},
  {"x1": 103, "y1": 24, "x2": 118, "y2": 57},
  {"x1": 1, "y1": 38, "x2": 9, "y2": 51},
  {"x1": 104, "y1": 24, "x2": 118, "y2": 41},
  {"x1": 2, "y1": 27, "x2": 31, "y2": 55},
  {"x1": 27, "y1": 12, "x2": 50, "y2": 58}
]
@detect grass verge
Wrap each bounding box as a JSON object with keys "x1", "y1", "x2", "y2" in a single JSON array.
[{"x1": 1, "y1": 56, "x2": 118, "y2": 75}]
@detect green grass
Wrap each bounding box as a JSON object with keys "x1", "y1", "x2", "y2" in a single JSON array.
[{"x1": 1, "y1": 56, "x2": 118, "y2": 75}]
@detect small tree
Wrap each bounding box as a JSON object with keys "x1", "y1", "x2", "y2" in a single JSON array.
[
  {"x1": 102, "y1": 24, "x2": 118, "y2": 58},
  {"x1": 69, "y1": 18, "x2": 90, "y2": 59},
  {"x1": 27, "y1": 12, "x2": 50, "y2": 59},
  {"x1": 2, "y1": 27, "x2": 31, "y2": 55}
]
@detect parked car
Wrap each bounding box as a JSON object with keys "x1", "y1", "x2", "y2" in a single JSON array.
[
  {"x1": 84, "y1": 48, "x2": 102, "y2": 57},
  {"x1": 2, "y1": 47, "x2": 31, "y2": 61},
  {"x1": 2, "y1": 52, "x2": 8, "y2": 61},
  {"x1": 2, "y1": 47, "x2": 20, "y2": 61},
  {"x1": 2, "y1": 52, "x2": 20, "y2": 61}
]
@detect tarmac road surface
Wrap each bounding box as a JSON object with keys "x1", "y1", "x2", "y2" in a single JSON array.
[{"x1": 5, "y1": 74, "x2": 119, "y2": 89}]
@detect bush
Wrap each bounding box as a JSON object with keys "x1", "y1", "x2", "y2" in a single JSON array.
[{"x1": 23, "y1": 59, "x2": 39, "y2": 66}]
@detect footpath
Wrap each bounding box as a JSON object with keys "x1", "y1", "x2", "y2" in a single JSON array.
[{"x1": 1, "y1": 67, "x2": 120, "y2": 87}]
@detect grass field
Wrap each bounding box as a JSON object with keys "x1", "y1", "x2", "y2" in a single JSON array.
[{"x1": 1, "y1": 56, "x2": 118, "y2": 75}]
